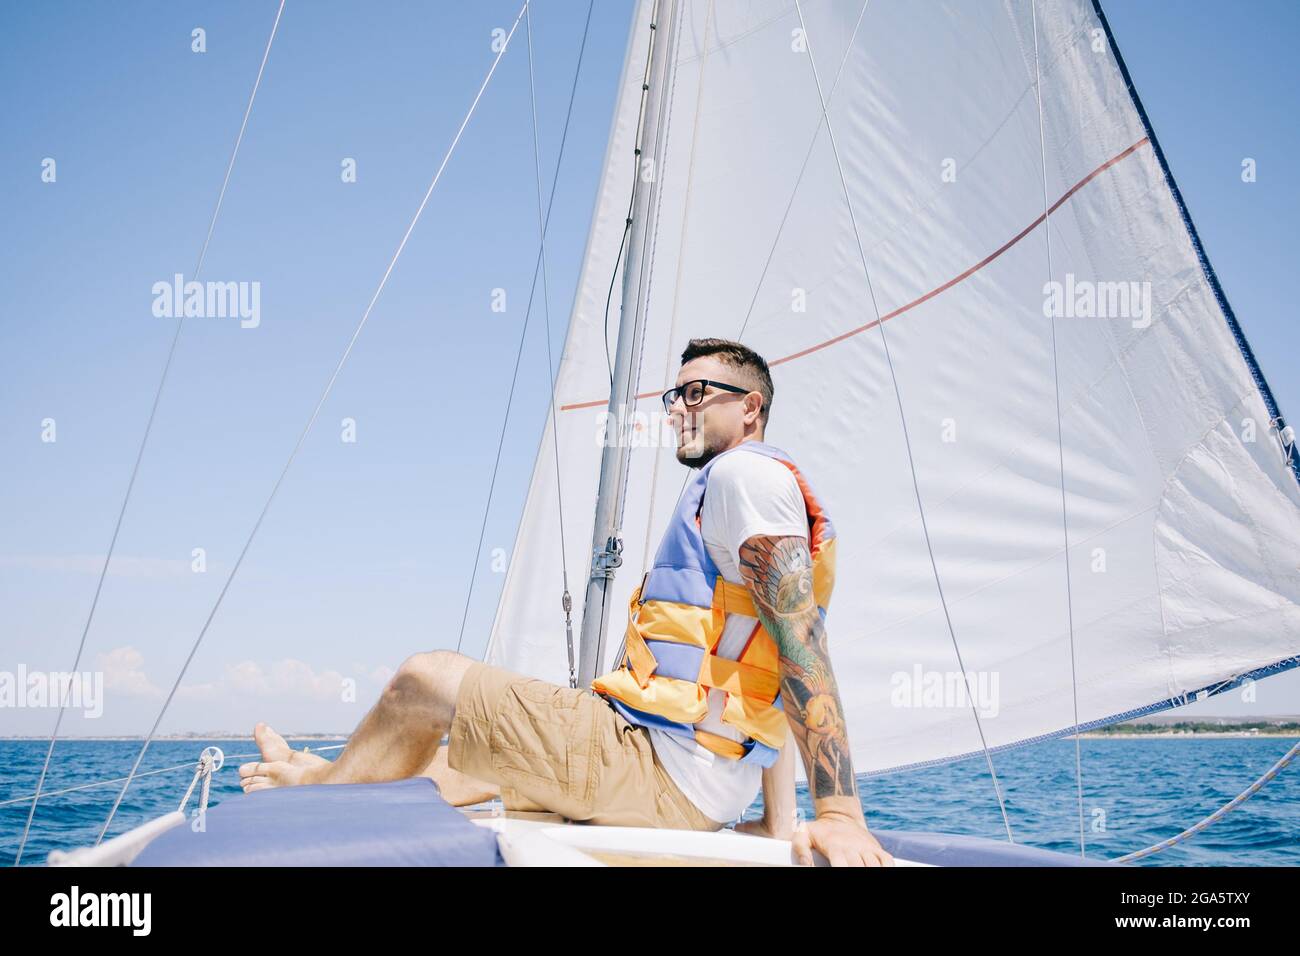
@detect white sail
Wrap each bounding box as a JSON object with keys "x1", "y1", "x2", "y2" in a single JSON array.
[{"x1": 488, "y1": 0, "x2": 1300, "y2": 777}]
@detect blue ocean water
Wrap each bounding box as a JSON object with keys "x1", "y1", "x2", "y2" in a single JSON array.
[{"x1": 1, "y1": 736, "x2": 1296, "y2": 866}]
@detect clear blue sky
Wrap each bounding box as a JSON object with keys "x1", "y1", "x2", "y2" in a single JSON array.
[{"x1": 1, "y1": 0, "x2": 1296, "y2": 736}]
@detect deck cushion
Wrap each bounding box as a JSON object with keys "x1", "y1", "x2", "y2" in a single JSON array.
[{"x1": 131, "y1": 777, "x2": 501, "y2": 867}]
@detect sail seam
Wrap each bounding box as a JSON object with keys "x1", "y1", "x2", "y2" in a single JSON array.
[{"x1": 559, "y1": 136, "x2": 1153, "y2": 410}]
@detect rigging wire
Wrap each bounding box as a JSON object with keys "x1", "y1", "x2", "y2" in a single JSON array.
[
  {"x1": 607, "y1": 0, "x2": 697, "y2": 672},
  {"x1": 613, "y1": 0, "x2": 683, "y2": 562},
  {"x1": 2, "y1": 761, "x2": 210, "y2": 811},
  {"x1": 603, "y1": 0, "x2": 664, "y2": 386},
  {"x1": 23, "y1": 0, "x2": 1291, "y2": 870},
  {"x1": 580, "y1": 0, "x2": 672, "y2": 672},
  {"x1": 452, "y1": 1, "x2": 597, "y2": 683},
  {"x1": 11, "y1": 0, "x2": 289, "y2": 868},
  {"x1": 91, "y1": 0, "x2": 533, "y2": 847},
  {"x1": 1112, "y1": 737, "x2": 1300, "y2": 864},
  {"x1": 587, "y1": 0, "x2": 682, "y2": 673},
  {"x1": 734, "y1": 0, "x2": 870, "y2": 343},
  {"x1": 1, "y1": 745, "x2": 346, "y2": 811},
  {"x1": 603, "y1": 228, "x2": 631, "y2": 387},
  {"x1": 530, "y1": 1, "x2": 591, "y2": 686},
  {"x1": 791, "y1": 0, "x2": 1015, "y2": 843},
  {"x1": 634, "y1": 0, "x2": 717, "y2": 624},
  {"x1": 1029, "y1": 0, "x2": 1087, "y2": 859},
  {"x1": 638, "y1": 0, "x2": 713, "y2": 582}
]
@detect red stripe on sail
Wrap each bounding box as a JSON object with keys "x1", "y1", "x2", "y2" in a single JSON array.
[{"x1": 559, "y1": 137, "x2": 1150, "y2": 411}]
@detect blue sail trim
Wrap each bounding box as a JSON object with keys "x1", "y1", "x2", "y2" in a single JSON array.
[{"x1": 863, "y1": 654, "x2": 1300, "y2": 778}]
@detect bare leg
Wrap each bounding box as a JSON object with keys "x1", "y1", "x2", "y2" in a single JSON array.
[
  {"x1": 417, "y1": 744, "x2": 501, "y2": 806},
  {"x1": 240, "y1": 726, "x2": 498, "y2": 804},
  {"x1": 240, "y1": 650, "x2": 478, "y2": 792}
]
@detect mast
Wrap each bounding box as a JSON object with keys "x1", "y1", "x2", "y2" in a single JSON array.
[{"x1": 577, "y1": 0, "x2": 681, "y2": 687}]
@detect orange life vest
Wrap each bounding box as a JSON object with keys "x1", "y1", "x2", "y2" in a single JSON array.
[{"x1": 590, "y1": 441, "x2": 836, "y2": 766}]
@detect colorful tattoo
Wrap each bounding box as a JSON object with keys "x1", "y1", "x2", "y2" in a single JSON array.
[{"x1": 738, "y1": 534, "x2": 857, "y2": 802}]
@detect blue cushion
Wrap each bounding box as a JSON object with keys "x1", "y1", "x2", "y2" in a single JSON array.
[{"x1": 131, "y1": 777, "x2": 502, "y2": 867}]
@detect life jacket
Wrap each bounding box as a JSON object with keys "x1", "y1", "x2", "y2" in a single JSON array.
[{"x1": 590, "y1": 440, "x2": 836, "y2": 768}]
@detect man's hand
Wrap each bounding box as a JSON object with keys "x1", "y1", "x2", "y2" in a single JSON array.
[{"x1": 792, "y1": 815, "x2": 895, "y2": 867}]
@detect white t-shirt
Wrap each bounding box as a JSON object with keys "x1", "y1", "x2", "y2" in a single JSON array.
[{"x1": 646, "y1": 448, "x2": 809, "y2": 824}]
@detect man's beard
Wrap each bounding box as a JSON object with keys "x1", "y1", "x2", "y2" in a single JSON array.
[{"x1": 675, "y1": 431, "x2": 722, "y2": 469}]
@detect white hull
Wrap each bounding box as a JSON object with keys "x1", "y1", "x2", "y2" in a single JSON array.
[{"x1": 462, "y1": 808, "x2": 927, "y2": 867}]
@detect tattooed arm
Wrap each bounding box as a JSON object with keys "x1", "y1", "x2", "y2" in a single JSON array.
[{"x1": 738, "y1": 533, "x2": 894, "y2": 866}]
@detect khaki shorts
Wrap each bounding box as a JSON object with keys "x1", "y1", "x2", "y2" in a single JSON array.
[{"x1": 447, "y1": 660, "x2": 724, "y2": 831}]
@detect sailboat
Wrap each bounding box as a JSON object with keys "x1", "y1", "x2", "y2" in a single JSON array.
[{"x1": 32, "y1": 0, "x2": 1300, "y2": 867}]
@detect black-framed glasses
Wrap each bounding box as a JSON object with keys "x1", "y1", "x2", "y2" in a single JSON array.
[{"x1": 661, "y1": 379, "x2": 751, "y2": 413}]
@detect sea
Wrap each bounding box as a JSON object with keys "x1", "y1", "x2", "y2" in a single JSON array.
[{"x1": 1, "y1": 736, "x2": 1296, "y2": 866}]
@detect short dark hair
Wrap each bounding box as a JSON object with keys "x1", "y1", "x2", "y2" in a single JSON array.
[{"x1": 679, "y1": 337, "x2": 774, "y2": 427}]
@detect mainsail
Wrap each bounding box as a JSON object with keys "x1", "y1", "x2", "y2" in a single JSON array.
[{"x1": 487, "y1": 0, "x2": 1300, "y2": 778}]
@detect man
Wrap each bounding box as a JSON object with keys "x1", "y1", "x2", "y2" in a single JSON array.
[{"x1": 240, "y1": 337, "x2": 893, "y2": 867}]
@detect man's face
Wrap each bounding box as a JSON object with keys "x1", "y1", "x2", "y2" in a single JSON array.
[{"x1": 667, "y1": 356, "x2": 761, "y2": 467}]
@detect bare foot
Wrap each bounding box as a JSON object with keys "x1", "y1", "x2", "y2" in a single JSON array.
[
  {"x1": 250, "y1": 721, "x2": 331, "y2": 768},
  {"x1": 252, "y1": 722, "x2": 292, "y2": 762},
  {"x1": 238, "y1": 757, "x2": 322, "y2": 792},
  {"x1": 290, "y1": 747, "x2": 330, "y2": 769},
  {"x1": 238, "y1": 722, "x2": 330, "y2": 793}
]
